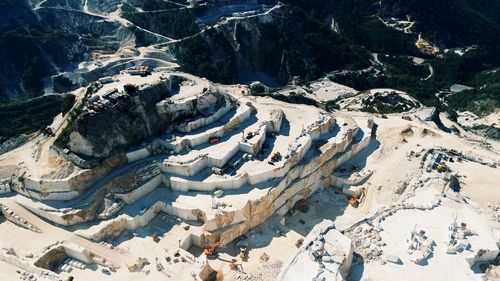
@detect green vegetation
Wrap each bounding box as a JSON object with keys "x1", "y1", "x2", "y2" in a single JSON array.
[
  {"x1": 0, "y1": 95, "x2": 62, "y2": 139},
  {"x1": 61, "y1": 94, "x2": 76, "y2": 116},
  {"x1": 54, "y1": 85, "x2": 94, "y2": 148},
  {"x1": 256, "y1": 6, "x2": 370, "y2": 82},
  {"x1": 271, "y1": 92, "x2": 319, "y2": 107},
  {"x1": 178, "y1": 35, "x2": 237, "y2": 84},
  {"x1": 464, "y1": 124, "x2": 500, "y2": 140},
  {"x1": 446, "y1": 70, "x2": 500, "y2": 116},
  {"x1": 331, "y1": 49, "x2": 500, "y2": 113},
  {"x1": 179, "y1": 5, "x2": 370, "y2": 85},
  {"x1": 174, "y1": 0, "x2": 499, "y2": 114},
  {"x1": 0, "y1": 26, "x2": 78, "y2": 102},
  {"x1": 379, "y1": 56, "x2": 429, "y2": 78},
  {"x1": 361, "y1": 92, "x2": 418, "y2": 114},
  {"x1": 53, "y1": 76, "x2": 77, "y2": 93},
  {"x1": 324, "y1": 100, "x2": 340, "y2": 112},
  {"x1": 285, "y1": 0, "x2": 500, "y2": 52},
  {"x1": 138, "y1": 0, "x2": 179, "y2": 11},
  {"x1": 54, "y1": 103, "x2": 84, "y2": 149},
  {"x1": 382, "y1": 0, "x2": 500, "y2": 47},
  {"x1": 122, "y1": 4, "x2": 206, "y2": 39},
  {"x1": 282, "y1": 0, "x2": 421, "y2": 56},
  {"x1": 281, "y1": 0, "x2": 500, "y2": 113}
]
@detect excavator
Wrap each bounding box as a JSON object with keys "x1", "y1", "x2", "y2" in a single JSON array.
[
  {"x1": 239, "y1": 247, "x2": 248, "y2": 261},
  {"x1": 348, "y1": 188, "x2": 366, "y2": 208},
  {"x1": 203, "y1": 241, "x2": 220, "y2": 256}
]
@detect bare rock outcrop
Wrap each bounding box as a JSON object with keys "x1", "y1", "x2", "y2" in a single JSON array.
[{"x1": 67, "y1": 80, "x2": 231, "y2": 159}]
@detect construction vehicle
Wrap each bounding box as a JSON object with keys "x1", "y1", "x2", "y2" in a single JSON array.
[
  {"x1": 229, "y1": 262, "x2": 239, "y2": 270},
  {"x1": 246, "y1": 131, "x2": 254, "y2": 140},
  {"x1": 229, "y1": 262, "x2": 243, "y2": 271},
  {"x1": 295, "y1": 238, "x2": 304, "y2": 248},
  {"x1": 155, "y1": 257, "x2": 164, "y2": 271},
  {"x1": 348, "y1": 188, "x2": 366, "y2": 208},
  {"x1": 211, "y1": 167, "x2": 224, "y2": 175},
  {"x1": 127, "y1": 258, "x2": 149, "y2": 272},
  {"x1": 348, "y1": 197, "x2": 359, "y2": 207},
  {"x1": 239, "y1": 247, "x2": 248, "y2": 261},
  {"x1": 203, "y1": 241, "x2": 220, "y2": 256},
  {"x1": 271, "y1": 151, "x2": 282, "y2": 162},
  {"x1": 437, "y1": 162, "x2": 448, "y2": 173},
  {"x1": 350, "y1": 163, "x2": 360, "y2": 172},
  {"x1": 152, "y1": 232, "x2": 160, "y2": 243},
  {"x1": 209, "y1": 136, "x2": 221, "y2": 144}
]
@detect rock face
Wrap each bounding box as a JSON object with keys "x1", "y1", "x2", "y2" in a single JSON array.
[
  {"x1": 87, "y1": 0, "x2": 122, "y2": 13},
  {"x1": 0, "y1": 0, "x2": 155, "y2": 101},
  {"x1": 10, "y1": 153, "x2": 127, "y2": 201},
  {"x1": 69, "y1": 82, "x2": 169, "y2": 158},
  {"x1": 67, "y1": 80, "x2": 230, "y2": 159},
  {"x1": 277, "y1": 220, "x2": 354, "y2": 281},
  {"x1": 34, "y1": 246, "x2": 67, "y2": 271},
  {"x1": 209, "y1": 121, "x2": 372, "y2": 246},
  {"x1": 176, "y1": 4, "x2": 367, "y2": 86}
]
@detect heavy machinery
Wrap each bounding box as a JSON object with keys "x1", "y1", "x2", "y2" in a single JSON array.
[
  {"x1": 271, "y1": 151, "x2": 282, "y2": 162},
  {"x1": 209, "y1": 136, "x2": 221, "y2": 144},
  {"x1": 229, "y1": 262, "x2": 243, "y2": 271},
  {"x1": 239, "y1": 247, "x2": 248, "y2": 261},
  {"x1": 246, "y1": 131, "x2": 254, "y2": 140},
  {"x1": 295, "y1": 238, "x2": 304, "y2": 248},
  {"x1": 348, "y1": 197, "x2": 359, "y2": 207},
  {"x1": 203, "y1": 241, "x2": 220, "y2": 256},
  {"x1": 437, "y1": 162, "x2": 448, "y2": 173},
  {"x1": 152, "y1": 233, "x2": 160, "y2": 243},
  {"x1": 229, "y1": 262, "x2": 239, "y2": 270},
  {"x1": 348, "y1": 188, "x2": 366, "y2": 208},
  {"x1": 127, "y1": 258, "x2": 149, "y2": 272}
]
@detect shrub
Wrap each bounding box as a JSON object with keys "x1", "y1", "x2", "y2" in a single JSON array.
[{"x1": 61, "y1": 94, "x2": 76, "y2": 116}]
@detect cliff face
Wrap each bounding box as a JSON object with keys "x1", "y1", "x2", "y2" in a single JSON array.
[
  {"x1": 176, "y1": 11, "x2": 290, "y2": 85},
  {"x1": 69, "y1": 82, "x2": 170, "y2": 158},
  {"x1": 0, "y1": 0, "x2": 139, "y2": 102},
  {"x1": 67, "y1": 80, "x2": 230, "y2": 159},
  {"x1": 176, "y1": 5, "x2": 369, "y2": 86},
  {"x1": 86, "y1": 0, "x2": 122, "y2": 14}
]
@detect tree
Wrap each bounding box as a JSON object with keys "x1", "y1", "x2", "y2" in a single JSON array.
[{"x1": 61, "y1": 94, "x2": 76, "y2": 116}]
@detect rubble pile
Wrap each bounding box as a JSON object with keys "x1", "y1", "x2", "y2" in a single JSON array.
[
  {"x1": 347, "y1": 224, "x2": 384, "y2": 262},
  {"x1": 232, "y1": 262, "x2": 282, "y2": 281}
]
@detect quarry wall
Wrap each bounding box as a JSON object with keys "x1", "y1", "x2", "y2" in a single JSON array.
[{"x1": 13, "y1": 154, "x2": 127, "y2": 201}]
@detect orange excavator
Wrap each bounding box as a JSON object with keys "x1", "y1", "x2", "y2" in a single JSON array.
[
  {"x1": 348, "y1": 188, "x2": 366, "y2": 208},
  {"x1": 203, "y1": 241, "x2": 220, "y2": 256}
]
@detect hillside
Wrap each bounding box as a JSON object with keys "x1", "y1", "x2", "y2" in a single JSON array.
[
  {"x1": 0, "y1": 0, "x2": 499, "y2": 141},
  {"x1": 0, "y1": 1, "x2": 499, "y2": 281}
]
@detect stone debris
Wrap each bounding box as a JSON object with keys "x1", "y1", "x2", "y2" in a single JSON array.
[
  {"x1": 277, "y1": 220, "x2": 353, "y2": 281},
  {"x1": 232, "y1": 262, "x2": 282, "y2": 281}
]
